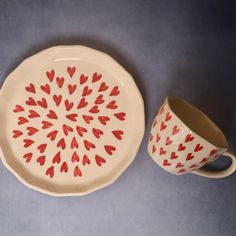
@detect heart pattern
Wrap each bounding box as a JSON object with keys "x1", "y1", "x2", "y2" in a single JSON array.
[
  {"x1": 12, "y1": 67, "x2": 127, "y2": 179},
  {"x1": 148, "y1": 104, "x2": 223, "y2": 175}
]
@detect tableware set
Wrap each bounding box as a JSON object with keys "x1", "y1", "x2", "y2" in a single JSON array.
[{"x1": 0, "y1": 45, "x2": 235, "y2": 196}]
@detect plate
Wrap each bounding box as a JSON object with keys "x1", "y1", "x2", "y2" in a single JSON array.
[{"x1": 0, "y1": 46, "x2": 144, "y2": 196}]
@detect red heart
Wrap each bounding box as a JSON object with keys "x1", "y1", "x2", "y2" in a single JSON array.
[
  {"x1": 46, "y1": 69, "x2": 55, "y2": 82},
  {"x1": 95, "y1": 155, "x2": 106, "y2": 166},
  {"x1": 28, "y1": 110, "x2": 40, "y2": 118},
  {"x1": 84, "y1": 140, "x2": 95, "y2": 151},
  {"x1": 60, "y1": 162, "x2": 68, "y2": 173},
  {"x1": 82, "y1": 115, "x2": 94, "y2": 124},
  {"x1": 98, "y1": 116, "x2": 110, "y2": 125},
  {"x1": 159, "y1": 147, "x2": 166, "y2": 155},
  {"x1": 66, "y1": 113, "x2": 77, "y2": 122},
  {"x1": 186, "y1": 153, "x2": 194, "y2": 161},
  {"x1": 12, "y1": 130, "x2": 23, "y2": 138},
  {"x1": 77, "y1": 98, "x2": 88, "y2": 109},
  {"x1": 13, "y1": 105, "x2": 24, "y2": 113},
  {"x1": 105, "y1": 145, "x2": 116, "y2": 155},
  {"x1": 23, "y1": 153, "x2": 32, "y2": 163},
  {"x1": 89, "y1": 105, "x2": 99, "y2": 113},
  {"x1": 152, "y1": 145, "x2": 157, "y2": 153},
  {"x1": 177, "y1": 169, "x2": 186, "y2": 174},
  {"x1": 47, "y1": 130, "x2": 58, "y2": 141},
  {"x1": 53, "y1": 94, "x2": 62, "y2": 106},
  {"x1": 37, "y1": 155, "x2": 45, "y2": 166},
  {"x1": 25, "y1": 83, "x2": 36, "y2": 93},
  {"x1": 98, "y1": 82, "x2": 108, "y2": 92},
  {"x1": 71, "y1": 137, "x2": 79, "y2": 149},
  {"x1": 165, "y1": 112, "x2": 172, "y2": 122},
  {"x1": 210, "y1": 149, "x2": 217, "y2": 156},
  {"x1": 56, "y1": 77, "x2": 64, "y2": 88},
  {"x1": 194, "y1": 144, "x2": 203, "y2": 152},
  {"x1": 190, "y1": 164, "x2": 198, "y2": 168},
  {"x1": 40, "y1": 84, "x2": 50, "y2": 95},
  {"x1": 110, "y1": 86, "x2": 120, "y2": 96},
  {"x1": 46, "y1": 166, "x2": 54, "y2": 178},
  {"x1": 82, "y1": 155, "x2": 91, "y2": 165},
  {"x1": 26, "y1": 97, "x2": 37, "y2": 106},
  {"x1": 37, "y1": 98, "x2": 48, "y2": 109},
  {"x1": 82, "y1": 86, "x2": 92, "y2": 97},
  {"x1": 112, "y1": 130, "x2": 123, "y2": 140},
  {"x1": 184, "y1": 134, "x2": 194, "y2": 143},
  {"x1": 93, "y1": 128, "x2": 104, "y2": 139},
  {"x1": 37, "y1": 143, "x2": 47, "y2": 153},
  {"x1": 63, "y1": 124, "x2": 73, "y2": 136},
  {"x1": 163, "y1": 159, "x2": 171, "y2": 166},
  {"x1": 57, "y1": 138, "x2": 66, "y2": 150},
  {"x1": 178, "y1": 144, "x2": 186, "y2": 151},
  {"x1": 80, "y1": 74, "x2": 88, "y2": 84},
  {"x1": 149, "y1": 134, "x2": 153, "y2": 142},
  {"x1": 67, "y1": 66, "x2": 76, "y2": 78},
  {"x1": 106, "y1": 101, "x2": 117, "y2": 109},
  {"x1": 156, "y1": 133, "x2": 160, "y2": 143},
  {"x1": 71, "y1": 151, "x2": 80, "y2": 163},
  {"x1": 92, "y1": 72, "x2": 102, "y2": 83},
  {"x1": 76, "y1": 126, "x2": 87, "y2": 137},
  {"x1": 176, "y1": 162, "x2": 184, "y2": 168},
  {"x1": 47, "y1": 110, "x2": 58, "y2": 119},
  {"x1": 74, "y1": 166, "x2": 82, "y2": 177},
  {"x1": 64, "y1": 99, "x2": 74, "y2": 111},
  {"x1": 160, "y1": 122, "x2": 167, "y2": 131},
  {"x1": 95, "y1": 95, "x2": 104, "y2": 104},
  {"x1": 27, "y1": 127, "x2": 39, "y2": 136},
  {"x1": 114, "y1": 112, "x2": 126, "y2": 121},
  {"x1": 172, "y1": 125, "x2": 180, "y2": 135},
  {"x1": 68, "y1": 84, "x2": 77, "y2": 95},
  {"x1": 18, "y1": 117, "x2": 29, "y2": 125},
  {"x1": 165, "y1": 137, "x2": 172, "y2": 146},
  {"x1": 200, "y1": 157, "x2": 208, "y2": 163},
  {"x1": 23, "y1": 139, "x2": 34, "y2": 148},
  {"x1": 53, "y1": 151, "x2": 61, "y2": 164},
  {"x1": 170, "y1": 152, "x2": 178, "y2": 159},
  {"x1": 42, "y1": 121, "x2": 53, "y2": 129}
]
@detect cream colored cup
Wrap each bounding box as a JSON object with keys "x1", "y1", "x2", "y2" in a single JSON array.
[{"x1": 148, "y1": 97, "x2": 236, "y2": 178}]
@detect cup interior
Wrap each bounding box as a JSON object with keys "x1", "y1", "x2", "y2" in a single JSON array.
[{"x1": 167, "y1": 97, "x2": 228, "y2": 149}]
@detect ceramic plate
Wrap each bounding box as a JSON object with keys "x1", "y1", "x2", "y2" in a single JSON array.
[{"x1": 0, "y1": 46, "x2": 144, "y2": 196}]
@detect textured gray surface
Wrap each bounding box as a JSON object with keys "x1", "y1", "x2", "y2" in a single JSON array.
[{"x1": 0, "y1": 0, "x2": 236, "y2": 235}]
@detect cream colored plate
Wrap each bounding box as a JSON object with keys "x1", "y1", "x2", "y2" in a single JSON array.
[{"x1": 0, "y1": 46, "x2": 144, "y2": 196}]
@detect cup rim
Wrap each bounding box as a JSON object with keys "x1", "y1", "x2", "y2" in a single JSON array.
[{"x1": 165, "y1": 96, "x2": 228, "y2": 150}]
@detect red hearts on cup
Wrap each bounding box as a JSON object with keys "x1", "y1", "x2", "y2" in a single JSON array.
[
  {"x1": 77, "y1": 98, "x2": 88, "y2": 109},
  {"x1": 95, "y1": 95, "x2": 104, "y2": 104},
  {"x1": 42, "y1": 121, "x2": 53, "y2": 129},
  {"x1": 194, "y1": 144, "x2": 203, "y2": 152},
  {"x1": 160, "y1": 122, "x2": 167, "y2": 131},
  {"x1": 47, "y1": 130, "x2": 58, "y2": 141},
  {"x1": 98, "y1": 82, "x2": 108, "y2": 92},
  {"x1": 37, "y1": 143, "x2": 47, "y2": 153},
  {"x1": 63, "y1": 124, "x2": 73, "y2": 136},
  {"x1": 46, "y1": 166, "x2": 54, "y2": 178},
  {"x1": 170, "y1": 152, "x2": 178, "y2": 159},
  {"x1": 106, "y1": 101, "x2": 117, "y2": 109},
  {"x1": 89, "y1": 105, "x2": 99, "y2": 113},
  {"x1": 172, "y1": 125, "x2": 180, "y2": 135},
  {"x1": 82, "y1": 86, "x2": 92, "y2": 97},
  {"x1": 12, "y1": 130, "x2": 23, "y2": 138},
  {"x1": 23, "y1": 153, "x2": 33, "y2": 163},
  {"x1": 66, "y1": 113, "x2": 78, "y2": 122},
  {"x1": 165, "y1": 112, "x2": 172, "y2": 122},
  {"x1": 84, "y1": 140, "x2": 95, "y2": 151},
  {"x1": 152, "y1": 145, "x2": 157, "y2": 153},
  {"x1": 68, "y1": 84, "x2": 77, "y2": 95},
  {"x1": 186, "y1": 153, "x2": 194, "y2": 161},
  {"x1": 37, "y1": 98, "x2": 48, "y2": 109},
  {"x1": 185, "y1": 134, "x2": 194, "y2": 143},
  {"x1": 53, "y1": 151, "x2": 61, "y2": 164},
  {"x1": 93, "y1": 128, "x2": 104, "y2": 139},
  {"x1": 28, "y1": 110, "x2": 40, "y2": 118},
  {"x1": 56, "y1": 77, "x2": 64, "y2": 88},
  {"x1": 165, "y1": 137, "x2": 172, "y2": 146},
  {"x1": 159, "y1": 147, "x2": 166, "y2": 155},
  {"x1": 53, "y1": 94, "x2": 62, "y2": 106},
  {"x1": 80, "y1": 74, "x2": 88, "y2": 85},
  {"x1": 23, "y1": 139, "x2": 34, "y2": 148},
  {"x1": 37, "y1": 155, "x2": 45, "y2": 166},
  {"x1": 18, "y1": 117, "x2": 29, "y2": 125},
  {"x1": 76, "y1": 126, "x2": 87, "y2": 137},
  {"x1": 64, "y1": 100, "x2": 74, "y2": 111},
  {"x1": 82, "y1": 115, "x2": 94, "y2": 124},
  {"x1": 156, "y1": 133, "x2": 160, "y2": 143},
  {"x1": 60, "y1": 162, "x2": 68, "y2": 173},
  {"x1": 27, "y1": 127, "x2": 39, "y2": 136},
  {"x1": 82, "y1": 155, "x2": 91, "y2": 165},
  {"x1": 13, "y1": 105, "x2": 24, "y2": 113},
  {"x1": 74, "y1": 166, "x2": 82, "y2": 177},
  {"x1": 47, "y1": 110, "x2": 58, "y2": 119},
  {"x1": 71, "y1": 151, "x2": 80, "y2": 163},
  {"x1": 114, "y1": 112, "x2": 126, "y2": 121},
  {"x1": 176, "y1": 162, "x2": 184, "y2": 168},
  {"x1": 178, "y1": 144, "x2": 186, "y2": 151},
  {"x1": 163, "y1": 159, "x2": 171, "y2": 166},
  {"x1": 57, "y1": 138, "x2": 66, "y2": 150},
  {"x1": 98, "y1": 116, "x2": 110, "y2": 125},
  {"x1": 26, "y1": 97, "x2": 37, "y2": 106},
  {"x1": 71, "y1": 137, "x2": 79, "y2": 149}
]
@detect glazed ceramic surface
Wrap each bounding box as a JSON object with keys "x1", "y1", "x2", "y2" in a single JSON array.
[
  {"x1": 148, "y1": 97, "x2": 236, "y2": 178},
  {"x1": 0, "y1": 46, "x2": 145, "y2": 196}
]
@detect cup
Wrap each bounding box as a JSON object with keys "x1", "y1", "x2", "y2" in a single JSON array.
[{"x1": 148, "y1": 96, "x2": 236, "y2": 178}]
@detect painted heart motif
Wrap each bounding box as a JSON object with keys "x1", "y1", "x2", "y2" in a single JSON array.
[
  {"x1": 12, "y1": 67, "x2": 126, "y2": 180},
  {"x1": 176, "y1": 162, "x2": 184, "y2": 168},
  {"x1": 170, "y1": 152, "x2": 178, "y2": 159},
  {"x1": 185, "y1": 134, "x2": 194, "y2": 143},
  {"x1": 160, "y1": 122, "x2": 167, "y2": 131},
  {"x1": 67, "y1": 66, "x2": 76, "y2": 78},
  {"x1": 159, "y1": 147, "x2": 166, "y2": 155},
  {"x1": 172, "y1": 125, "x2": 180, "y2": 135},
  {"x1": 165, "y1": 112, "x2": 172, "y2": 122},
  {"x1": 163, "y1": 159, "x2": 171, "y2": 166},
  {"x1": 186, "y1": 153, "x2": 194, "y2": 161},
  {"x1": 178, "y1": 144, "x2": 186, "y2": 151},
  {"x1": 194, "y1": 144, "x2": 203, "y2": 152},
  {"x1": 165, "y1": 137, "x2": 172, "y2": 146}
]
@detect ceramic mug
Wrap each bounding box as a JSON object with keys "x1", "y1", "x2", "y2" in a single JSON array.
[{"x1": 148, "y1": 96, "x2": 236, "y2": 178}]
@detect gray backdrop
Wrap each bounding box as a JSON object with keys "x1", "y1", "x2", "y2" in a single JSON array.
[{"x1": 1, "y1": 0, "x2": 236, "y2": 235}]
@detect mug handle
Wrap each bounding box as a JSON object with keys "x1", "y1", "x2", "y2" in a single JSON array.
[{"x1": 192, "y1": 151, "x2": 236, "y2": 178}]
